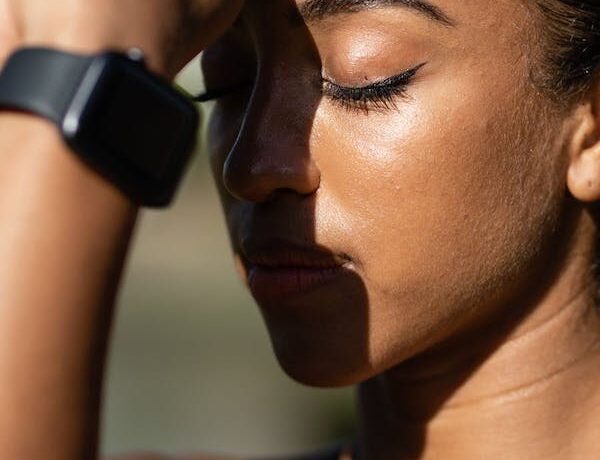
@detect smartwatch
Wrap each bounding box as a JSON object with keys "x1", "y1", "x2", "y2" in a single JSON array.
[{"x1": 0, "y1": 47, "x2": 199, "y2": 207}]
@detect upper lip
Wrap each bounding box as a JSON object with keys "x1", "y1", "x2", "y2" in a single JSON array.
[{"x1": 240, "y1": 237, "x2": 350, "y2": 270}]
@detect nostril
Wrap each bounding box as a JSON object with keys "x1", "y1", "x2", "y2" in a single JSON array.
[{"x1": 221, "y1": 160, "x2": 251, "y2": 201}]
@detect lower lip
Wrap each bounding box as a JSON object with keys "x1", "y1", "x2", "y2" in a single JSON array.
[{"x1": 247, "y1": 265, "x2": 345, "y2": 301}]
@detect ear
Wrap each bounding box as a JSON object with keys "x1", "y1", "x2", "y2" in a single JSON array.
[{"x1": 567, "y1": 80, "x2": 600, "y2": 202}]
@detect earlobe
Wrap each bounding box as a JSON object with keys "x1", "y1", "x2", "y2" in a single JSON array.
[{"x1": 567, "y1": 85, "x2": 600, "y2": 202}]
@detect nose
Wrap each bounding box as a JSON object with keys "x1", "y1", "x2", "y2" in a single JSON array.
[{"x1": 222, "y1": 84, "x2": 321, "y2": 203}]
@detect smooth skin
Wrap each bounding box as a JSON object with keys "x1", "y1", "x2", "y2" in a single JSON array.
[
  {"x1": 205, "y1": 0, "x2": 600, "y2": 458},
  {"x1": 0, "y1": 0, "x2": 598, "y2": 460}
]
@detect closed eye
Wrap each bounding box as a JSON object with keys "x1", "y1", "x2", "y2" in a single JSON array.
[{"x1": 322, "y1": 62, "x2": 426, "y2": 114}]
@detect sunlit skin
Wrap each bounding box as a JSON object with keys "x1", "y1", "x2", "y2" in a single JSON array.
[
  {"x1": 203, "y1": 0, "x2": 600, "y2": 458},
  {"x1": 0, "y1": 0, "x2": 597, "y2": 457}
]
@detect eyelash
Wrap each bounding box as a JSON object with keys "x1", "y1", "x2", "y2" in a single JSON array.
[
  {"x1": 195, "y1": 62, "x2": 425, "y2": 114},
  {"x1": 321, "y1": 63, "x2": 425, "y2": 114}
]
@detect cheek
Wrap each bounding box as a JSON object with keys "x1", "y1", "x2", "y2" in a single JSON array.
[{"x1": 312, "y1": 79, "x2": 563, "y2": 339}]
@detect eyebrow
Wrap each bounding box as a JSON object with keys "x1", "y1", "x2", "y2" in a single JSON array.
[{"x1": 298, "y1": 0, "x2": 455, "y2": 26}]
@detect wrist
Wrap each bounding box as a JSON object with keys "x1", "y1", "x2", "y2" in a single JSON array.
[
  {"x1": 0, "y1": 47, "x2": 199, "y2": 207},
  {"x1": 0, "y1": 112, "x2": 136, "y2": 211}
]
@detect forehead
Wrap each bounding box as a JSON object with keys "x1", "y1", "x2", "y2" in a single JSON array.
[
  {"x1": 239, "y1": 0, "x2": 537, "y2": 55},
  {"x1": 242, "y1": 0, "x2": 534, "y2": 27},
  {"x1": 294, "y1": 0, "x2": 454, "y2": 25}
]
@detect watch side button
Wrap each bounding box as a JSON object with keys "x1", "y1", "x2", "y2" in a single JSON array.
[{"x1": 126, "y1": 48, "x2": 145, "y2": 65}]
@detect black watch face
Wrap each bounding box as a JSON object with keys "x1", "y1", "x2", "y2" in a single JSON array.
[{"x1": 63, "y1": 53, "x2": 199, "y2": 205}]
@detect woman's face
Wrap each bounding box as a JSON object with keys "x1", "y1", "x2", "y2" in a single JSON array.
[{"x1": 203, "y1": 0, "x2": 572, "y2": 385}]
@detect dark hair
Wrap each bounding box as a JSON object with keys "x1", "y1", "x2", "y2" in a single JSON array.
[{"x1": 535, "y1": 0, "x2": 600, "y2": 101}]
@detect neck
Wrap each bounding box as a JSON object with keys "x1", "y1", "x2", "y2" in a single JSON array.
[{"x1": 356, "y1": 252, "x2": 600, "y2": 459}]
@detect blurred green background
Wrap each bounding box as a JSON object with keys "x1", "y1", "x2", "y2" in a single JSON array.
[{"x1": 100, "y1": 59, "x2": 356, "y2": 458}]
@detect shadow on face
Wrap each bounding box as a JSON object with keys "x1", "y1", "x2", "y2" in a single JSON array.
[{"x1": 203, "y1": 0, "x2": 371, "y2": 388}]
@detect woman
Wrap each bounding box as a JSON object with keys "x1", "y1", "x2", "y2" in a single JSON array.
[{"x1": 0, "y1": 0, "x2": 597, "y2": 459}]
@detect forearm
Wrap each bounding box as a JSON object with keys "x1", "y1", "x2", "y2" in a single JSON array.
[
  {"x1": 0, "y1": 113, "x2": 137, "y2": 459},
  {"x1": 0, "y1": 1, "x2": 245, "y2": 457}
]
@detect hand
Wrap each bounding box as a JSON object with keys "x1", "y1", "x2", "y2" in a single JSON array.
[{"x1": 0, "y1": 0, "x2": 245, "y2": 77}]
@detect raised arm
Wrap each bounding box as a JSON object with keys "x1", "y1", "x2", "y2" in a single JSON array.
[{"x1": 0, "y1": 1, "x2": 243, "y2": 458}]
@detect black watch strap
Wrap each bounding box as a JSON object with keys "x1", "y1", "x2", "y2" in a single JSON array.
[
  {"x1": 0, "y1": 47, "x2": 198, "y2": 207},
  {"x1": 0, "y1": 48, "x2": 94, "y2": 125}
]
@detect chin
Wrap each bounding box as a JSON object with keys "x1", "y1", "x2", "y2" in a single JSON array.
[
  {"x1": 271, "y1": 341, "x2": 373, "y2": 388},
  {"x1": 252, "y1": 276, "x2": 376, "y2": 387},
  {"x1": 261, "y1": 308, "x2": 382, "y2": 388},
  {"x1": 252, "y1": 274, "x2": 439, "y2": 388}
]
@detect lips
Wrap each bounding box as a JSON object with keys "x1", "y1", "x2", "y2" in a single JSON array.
[{"x1": 240, "y1": 238, "x2": 351, "y2": 301}]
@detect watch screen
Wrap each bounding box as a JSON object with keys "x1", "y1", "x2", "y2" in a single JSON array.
[{"x1": 95, "y1": 67, "x2": 191, "y2": 181}]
